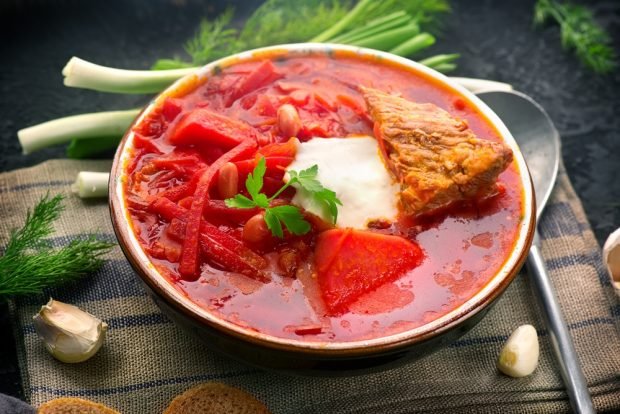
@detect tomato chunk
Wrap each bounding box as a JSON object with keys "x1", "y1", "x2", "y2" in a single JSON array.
[
  {"x1": 162, "y1": 98, "x2": 183, "y2": 121},
  {"x1": 315, "y1": 229, "x2": 423, "y2": 315},
  {"x1": 226, "y1": 60, "x2": 282, "y2": 106},
  {"x1": 258, "y1": 137, "x2": 298, "y2": 158},
  {"x1": 169, "y1": 108, "x2": 262, "y2": 149},
  {"x1": 234, "y1": 156, "x2": 294, "y2": 177}
]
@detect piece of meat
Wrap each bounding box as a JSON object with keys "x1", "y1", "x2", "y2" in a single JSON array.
[{"x1": 361, "y1": 86, "x2": 513, "y2": 216}]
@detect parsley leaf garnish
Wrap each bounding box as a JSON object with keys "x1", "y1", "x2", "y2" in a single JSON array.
[
  {"x1": 225, "y1": 157, "x2": 342, "y2": 238},
  {"x1": 287, "y1": 166, "x2": 342, "y2": 224},
  {"x1": 264, "y1": 206, "x2": 311, "y2": 238}
]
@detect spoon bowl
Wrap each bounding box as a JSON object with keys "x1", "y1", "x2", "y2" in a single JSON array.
[
  {"x1": 478, "y1": 90, "x2": 594, "y2": 413},
  {"x1": 478, "y1": 91, "x2": 559, "y2": 219}
]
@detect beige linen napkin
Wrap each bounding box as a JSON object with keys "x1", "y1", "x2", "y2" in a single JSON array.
[{"x1": 1, "y1": 159, "x2": 618, "y2": 413}]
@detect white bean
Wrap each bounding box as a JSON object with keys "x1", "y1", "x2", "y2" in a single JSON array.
[{"x1": 277, "y1": 104, "x2": 301, "y2": 138}]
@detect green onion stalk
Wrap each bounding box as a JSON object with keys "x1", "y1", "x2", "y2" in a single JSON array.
[{"x1": 18, "y1": 109, "x2": 140, "y2": 154}]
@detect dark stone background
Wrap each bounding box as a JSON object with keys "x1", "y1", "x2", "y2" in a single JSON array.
[{"x1": 0, "y1": 0, "x2": 618, "y2": 402}]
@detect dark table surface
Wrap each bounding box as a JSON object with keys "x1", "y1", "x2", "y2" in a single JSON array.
[{"x1": 1, "y1": 0, "x2": 618, "y2": 403}]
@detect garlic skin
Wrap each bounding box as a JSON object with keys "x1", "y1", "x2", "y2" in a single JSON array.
[
  {"x1": 32, "y1": 298, "x2": 108, "y2": 363},
  {"x1": 603, "y1": 227, "x2": 620, "y2": 294},
  {"x1": 497, "y1": 324, "x2": 539, "y2": 378}
]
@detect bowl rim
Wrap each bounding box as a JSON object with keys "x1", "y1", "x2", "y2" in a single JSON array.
[{"x1": 109, "y1": 43, "x2": 536, "y2": 357}]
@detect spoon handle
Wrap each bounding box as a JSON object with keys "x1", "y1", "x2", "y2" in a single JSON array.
[{"x1": 527, "y1": 231, "x2": 595, "y2": 414}]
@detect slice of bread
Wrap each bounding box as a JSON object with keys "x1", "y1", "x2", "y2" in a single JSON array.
[
  {"x1": 164, "y1": 382, "x2": 271, "y2": 414},
  {"x1": 38, "y1": 397, "x2": 120, "y2": 414}
]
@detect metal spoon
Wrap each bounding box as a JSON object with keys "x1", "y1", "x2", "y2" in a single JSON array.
[{"x1": 477, "y1": 90, "x2": 595, "y2": 414}]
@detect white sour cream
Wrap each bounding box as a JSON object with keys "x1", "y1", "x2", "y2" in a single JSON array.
[{"x1": 286, "y1": 136, "x2": 399, "y2": 229}]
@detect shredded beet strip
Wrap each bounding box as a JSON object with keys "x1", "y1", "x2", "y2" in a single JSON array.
[
  {"x1": 150, "y1": 193, "x2": 259, "y2": 223},
  {"x1": 199, "y1": 222, "x2": 267, "y2": 270},
  {"x1": 150, "y1": 197, "x2": 268, "y2": 282},
  {"x1": 150, "y1": 155, "x2": 203, "y2": 169},
  {"x1": 200, "y1": 234, "x2": 269, "y2": 283},
  {"x1": 148, "y1": 197, "x2": 266, "y2": 223},
  {"x1": 204, "y1": 200, "x2": 260, "y2": 222},
  {"x1": 156, "y1": 166, "x2": 208, "y2": 202},
  {"x1": 179, "y1": 139, "x2": 257, "y2": 280},
  {"x1": 150, "y1": 197, "x2": 186, "y2": 221}
]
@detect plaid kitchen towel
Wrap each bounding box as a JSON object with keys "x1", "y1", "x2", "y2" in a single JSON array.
[{"x1": 1, "y1": 159, "x2": 619, "y2": 414}]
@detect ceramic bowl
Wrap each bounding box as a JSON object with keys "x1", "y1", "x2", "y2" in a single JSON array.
[{"x1": 109, "y1": 43, "x2": 536, "y2": 375}]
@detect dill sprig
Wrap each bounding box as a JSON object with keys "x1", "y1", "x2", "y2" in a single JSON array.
[
  {"x1": 0, "y1": 194, "x2": 115, "y2": 298},
  {"x1": 240, "y1": 0, "x2": 352, "y2": 48},
  {"x1": 534, "y1": 0, "x2": 617, "y2": 74}
]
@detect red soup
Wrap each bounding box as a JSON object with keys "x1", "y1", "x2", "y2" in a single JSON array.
[{"x1": 122, "y1": 51, "x2": 524, "y2": 343}]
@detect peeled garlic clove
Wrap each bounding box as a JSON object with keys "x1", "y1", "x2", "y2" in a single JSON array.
[
  {"x1": 33, "y1": 298, "x2": 107, "y2": 363},
  {"x1": 497, "y1": 324, "x2": 539, "y2": 378},
  {"x1": 603, "y1": 227, "x2": 620, "y2": 294}
]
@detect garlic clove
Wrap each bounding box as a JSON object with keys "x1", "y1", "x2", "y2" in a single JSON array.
[
  {"x1": 497, "y1": 324, "x2": 539, "y2": 378},
  {"x1": 33, "y1": 298, "x2": 107, "y2": 363},
  {"x1": 603, "y1": 227, "x2": 620, "y2": 295}
]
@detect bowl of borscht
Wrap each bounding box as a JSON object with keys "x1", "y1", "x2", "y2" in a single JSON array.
[{"x1": 109, "y1": 43, "x2": 535, "y2": 374}]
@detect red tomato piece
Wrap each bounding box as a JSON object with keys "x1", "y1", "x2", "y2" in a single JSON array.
[
  {"x1": 234, "y1": 156, "x2": 294, "y2": 177},
  {"x1": 258, "y1": 137, "x2": 298, "y2": 158},
  {"x1": 253, "y1": 94, "x2": 279, "y2": 117},
  {"x1": 133, "y1": 133, "x2": 163, "y2": 154},
  {"x1": 162, "y1": 98, "x2": 183, "y2": 122},
  {"x1": 315, "y1": 229, "x2": 423, "y2": 315},
  {"x1": 133, "y1": 111, "x2": 165, "y2": 138},
  {"x1": 226, "y1": 60, "x2": 283, "y2": 106},
  {"x1": 169, "y1": 108, "x2": 262, "y2": 149},
  {"x1": 179, "y1": 139, "x2": 257, "y2": 280}
]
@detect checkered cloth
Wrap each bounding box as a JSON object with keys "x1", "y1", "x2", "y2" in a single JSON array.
[{"x1": 1, "y1": 159, "x2": 618, "y2": 413}]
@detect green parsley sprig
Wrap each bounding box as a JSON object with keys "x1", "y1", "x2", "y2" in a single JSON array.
[
  {"x1": 534, "y1": 0, "x2": 617, "y2": 74},
  {"x1": 225, "y1": 157, "x2": 342, "y2": 238}
]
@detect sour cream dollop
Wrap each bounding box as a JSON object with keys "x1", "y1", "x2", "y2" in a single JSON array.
[{"x1": 286, "y1": 136, "x2": 399, "y2": 229}]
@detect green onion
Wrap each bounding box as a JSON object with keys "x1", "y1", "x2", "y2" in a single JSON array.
[
  {"x1": 389, "y1": 33, "x2": 435, "y2": 57},
  {"x1": 330, "y1": 12, "x2": 411, "y2": 43},
  {"x1": 63, "y1": 57, "x2": 196, "y2": 94},
  {"x1": 418, "y1": 53, "x2": 460, "y2": 69},
  {"x1": 430, "y1": 63, "x2": 457, "y2": 73},
  {"x1": 348, "y1": 23, "x2": 420, "y2": 51},
  {"x1": 18, "y1": 109, "x2": 139, "y2": 154},
  {"x1": 71, "y1": 172, "x2": 110, "y2": 199},
  {"x1": 67, "y1": 136, "x2": 122, "y2": 159},
  {"x1": 310, "y1": 0, "x2": 375, "y2": 42}
]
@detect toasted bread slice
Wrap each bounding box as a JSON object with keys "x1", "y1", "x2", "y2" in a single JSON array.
[
  {"x1": 38, "y1": 397, "x2": 120, "y2": 414},
  {"x1": 164, "y1": 382, "x2": 270, "y2": 414}
]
